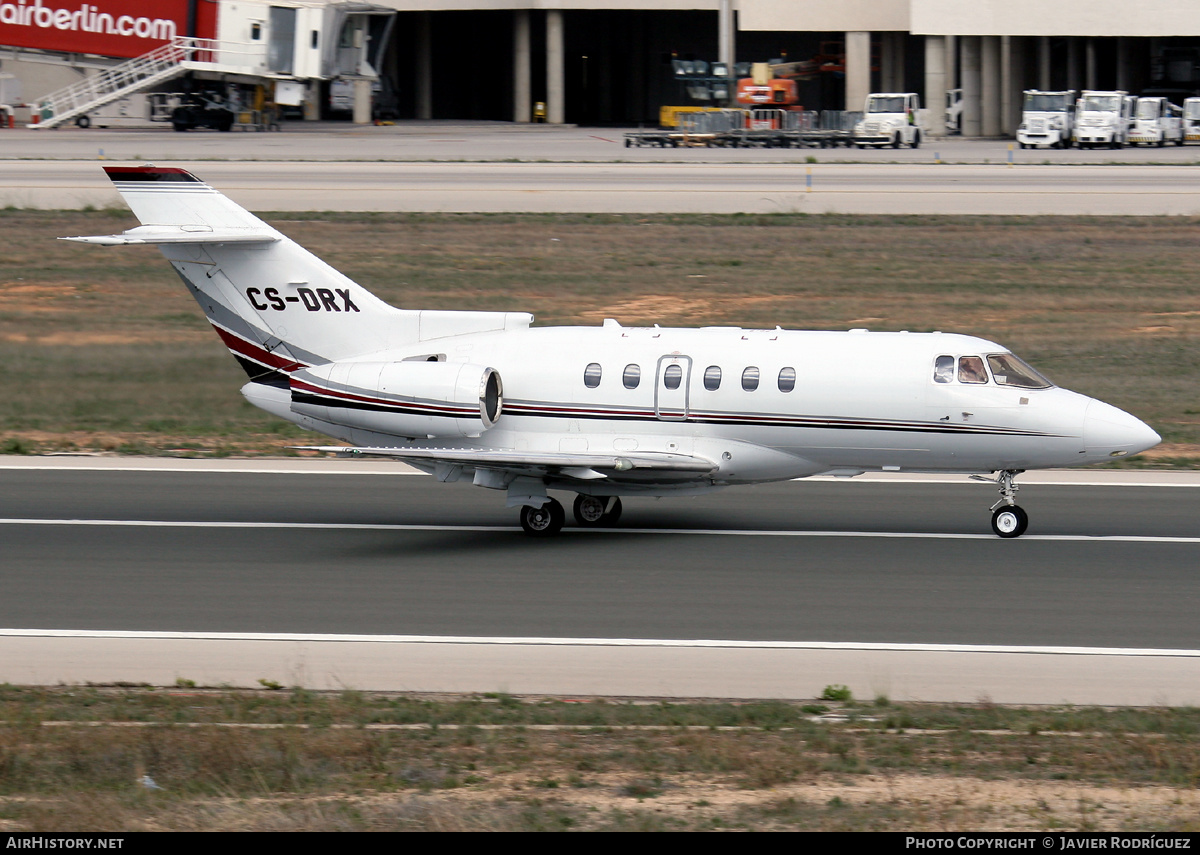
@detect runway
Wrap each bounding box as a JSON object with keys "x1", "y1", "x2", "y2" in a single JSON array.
[
  {"x1": 5, "y1": 158, "x2": 1200, "y2": 215},
  {"x1": 2, "y1": 459, "x2": 1197, "y2": 704}
]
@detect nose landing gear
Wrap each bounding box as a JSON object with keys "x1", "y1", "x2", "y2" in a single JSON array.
[{"x1": 977, "y1": 469, "x2": 1029, "y2": 538}]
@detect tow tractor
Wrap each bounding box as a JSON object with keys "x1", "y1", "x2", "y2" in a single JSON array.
[
  {"x1": 1074, "y1": 90, "x2": 1133, "y2": 149},
  {"x1": 852, "y1": 93, "x2": 923, "y2": 148},
  {"x1": 1016, "y1": 90, "x2": 1075, "y2": 149},
  {"x1": 1128, "y1": 96, "x2": 1183, "y2": 146},
  {"x1": 1185, "y1": 98, "x2": 1200, "y2": 142}
]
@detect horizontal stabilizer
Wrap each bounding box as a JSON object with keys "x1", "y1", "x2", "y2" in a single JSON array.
[{"x1": 61, "y1": 226, "x2": 278, "y2": 246}]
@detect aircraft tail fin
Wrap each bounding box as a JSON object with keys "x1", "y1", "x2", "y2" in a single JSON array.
[{"x1": 64, "y1": 166, "x2": 531, "y2": 389}]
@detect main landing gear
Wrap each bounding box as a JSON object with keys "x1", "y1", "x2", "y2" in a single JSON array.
[
  {"x1": 519, "y1": 495, "x2": 623, "y2": 536},
  {"x1": 977, "y1": 469, "x2": 1029, "y2": 538}
]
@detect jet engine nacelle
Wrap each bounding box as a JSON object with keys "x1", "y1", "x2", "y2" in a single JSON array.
[{"x1": 289, "y1": 360, "x2": 503, "y2": 438}]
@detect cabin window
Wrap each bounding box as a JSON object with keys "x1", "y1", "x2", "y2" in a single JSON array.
[
  {"x1": 987, "y1": 353, "x2": 1053, "y2": 389},
  {"x1": 778, "y1": 367, "x2": 796, "y2": 392},
  {"x1": 934, "y1": 355, "x2": 954, "y2": 383},
  {"x1": 703, "y1": 365, "x2": 722, "y2": 391},
  {"x1": 663, "y1": 363, "x2": 683, "y2": 390},
  {"x1": 583, "y1": 363, "x2": 602, "y2": 388},
  {"x1": 741, "y1": 366, "x2": 760, "y2": 392},
  {"x1": 958, "y1": 356, "x2": 988, "y2": 384},
  {"x1": 623, "y1": 364, "x2": 641, "y2": 389}
]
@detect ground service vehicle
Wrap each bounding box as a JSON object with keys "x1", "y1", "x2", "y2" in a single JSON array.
[
  {"x1": 66, "y1": 167, "x2": 1161, "y2": 538},
  {"x1": 1184, "y1": 98, "x2": 1200, "y2": 141},
  {"x1": 1128, "y1": 96, "x2": 1184, "y2": 146},
  {"x1": 853, "y1": 93, "x2": 923, "y2": 148},
  {"x1": 1016, "y1": 90, "x2": 1075, "y2": 149},
  {"x1": 1074, "y1": 91, "x2": 1133, "y2": 148},
  {"x1": 945, "y1": 88, "x2": 962, "y2": 134}
]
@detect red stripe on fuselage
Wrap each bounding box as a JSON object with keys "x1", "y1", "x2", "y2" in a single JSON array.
[{"x1": 211, "y1": 324, "x2": 306, "y2": 372}]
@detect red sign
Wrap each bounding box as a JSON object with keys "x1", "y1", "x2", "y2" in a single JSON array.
[{"x1": 0, "y1": 0, "x2": 217, "y2": 59}]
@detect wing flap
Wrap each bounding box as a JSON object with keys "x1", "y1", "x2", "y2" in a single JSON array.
[{"x1": 295, "y1": 445, "x2": 717, "y2": 476}]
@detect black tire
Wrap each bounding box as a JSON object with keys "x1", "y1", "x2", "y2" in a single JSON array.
[
  {"x1": 911, "y1": 131, "x2": 921, "y2": 149},
  {"x1": 573, "y1": 494, "x2": 606, "y2": 526},
  {"x1": 75, "y1": 115, "x2": 90, "y2": 129},
  {"x1": 991, "y1": 505, "x2": 1029, "y2": 539},
  {"x1": 573, "y1": 495, "x2": 623, "y2": 527},
  {"x1": 892, "y1": 133, "x2": 902, "y2": 149},
  {"x1": 521, "y1": 498, "x2": 565, "y2": 537},
  {"x1": 172, "y1": 122, "x2": 190, "y2": 132}
]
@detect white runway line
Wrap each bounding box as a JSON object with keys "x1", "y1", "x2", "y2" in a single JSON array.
[
  {"x1": 1, "y1": 517, "x2": 1198, "y2": 543},
  {"x1": 3, "y1": 628, "x2": 1199, "y2": 658}
]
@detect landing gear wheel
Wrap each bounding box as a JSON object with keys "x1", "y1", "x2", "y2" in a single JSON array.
[
  {"x1": 572, "y1": 495, "x2": 622, "y2": 527},
  {"x1": 991, "y1": 505, "x2": 1029, "y2": 538},
  {"x1": 520, "y1": 499, "x2": 565, "y2": 537}
]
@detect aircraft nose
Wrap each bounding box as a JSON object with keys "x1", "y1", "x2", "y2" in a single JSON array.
[{"x1": 1083, "y1": 399, "x2": 1161, "y2": 459}]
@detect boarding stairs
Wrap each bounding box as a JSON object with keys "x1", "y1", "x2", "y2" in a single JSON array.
[{"x1": 29, "y1": 37, "x2": 219, "y2": 129}]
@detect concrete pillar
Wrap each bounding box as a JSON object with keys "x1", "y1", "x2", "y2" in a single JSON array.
[
  {"x1": 961, "y1": 35, "x2": 981, "y2": 137},
  {"x1": 352, "y1": 77, "x2": 372, "y2": 124},
  {"x1": 1116, "y1": 37, "x2": 1130, "y2": 92},
  {"x1": 881, "y1": 32, "x2": 896, "y2": 91},
  {"x1": 718, "y1": 0, "x2": 735, "y2": 72},
  {"x1": 415, "y1": 12, "x2": 432, "y2": 120},
  {"x1": 946, "y1": 35, "x2": 957, "y2": 91},
  {"x1": 547, "y1": 10, "x2": 565, "y2": 124},
  {"x1": 303, "y1": 82, "x2": 320, "y2": 121},
  {"x1": 513, "y1": 11, "x2": 531, "y2": 122},
  {"x1": 719, "y1": 0, "x2": 735, "y2": 107},
  {"x1": 1067, "y1": 37, "x2": 1081, "y2": 91},
  {"x1": 1086, "y1": 38, "x2": 1097, "y2": 90},
  {"x1": 981, "y1": 35, "x2": 1001, "y2": 137},
  {"x1": 845, "y1": 31, "x2": 871, "y2": 112},
  {"x1": 1004, "y1": 36, "x2": 1025, "y2": 134},
  {"x1": 1038, "y1": 36, "x2": 1050, "y2": 90},
  {"x1": 1001, "y1": 36, "x2": 1013, "y2": 135},
  {"x1": 924, "y1": 35, "x2": 947, "y2": 137}
]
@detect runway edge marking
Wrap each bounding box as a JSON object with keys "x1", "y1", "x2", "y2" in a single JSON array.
[{"x1": 2, "y1": 628, "x2": 1200, "y2": 658}]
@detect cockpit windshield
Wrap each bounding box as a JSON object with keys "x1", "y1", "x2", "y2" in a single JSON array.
[
  {"x1": 1024, "y1": 93, "x2": 1069, "y2": 112},
  {"x1": 1081, "y1": 95, "x2": 1120, "y2": 112},
  {"x1": 1137, "y1": 100, "x2": 1161, "y2": 120},
  {"x1": 986, "y1": 353, "x2": 1054, "y2": 389},
  {"x1": 867, "y1": 96, "x2": 906, "y2": 113}
]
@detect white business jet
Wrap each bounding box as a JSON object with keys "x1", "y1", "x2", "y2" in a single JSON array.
[{"x1": 66, "y1": 166, "x2": 1160, "y2": 537}]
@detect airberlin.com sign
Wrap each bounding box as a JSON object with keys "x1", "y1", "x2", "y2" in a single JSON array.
[{"x1": 0, "y1": 0, "x2": 216, "y2": 59}]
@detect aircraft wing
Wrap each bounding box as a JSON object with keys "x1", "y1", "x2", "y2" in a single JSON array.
[{"x1": 296, "y1": 445, "x2": 717, "y2": 481}]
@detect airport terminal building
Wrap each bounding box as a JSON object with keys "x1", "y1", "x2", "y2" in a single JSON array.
[{"x1": 3, "y1": 0, "x2": 1200, "y2": 132}]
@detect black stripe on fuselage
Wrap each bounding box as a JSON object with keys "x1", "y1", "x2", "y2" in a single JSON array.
[
  {"x1": 501, "y1": 401, "x2": 1057, "y2": 438},
  {"x1": 291, "y1": 391, "x2": 475, "y2": 419}
]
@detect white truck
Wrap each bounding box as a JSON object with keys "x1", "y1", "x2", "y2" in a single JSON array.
[
  {"x1": 945, "y1": 88, "x2": 962, "y2": 134},
  {"x1": 1128, "y1": 97, "x2": 1183, "y2": 146},
  {"x1": 1185, "y1": 97, "x2": 1200, "y2": 142},
  {"x1": 1073, "y1": 90, "x2": 1134, "y2": 149},
  {"x1": 1016, "y1": 90, "x2": 1075, "y2": 149},
  {"x1": 853, "y1": 92, "x2": 924, "y2": 149}
]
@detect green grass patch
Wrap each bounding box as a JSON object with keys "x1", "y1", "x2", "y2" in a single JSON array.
[{"x1": 3, "y1": 211, "x2": 1198, "y2": 460}]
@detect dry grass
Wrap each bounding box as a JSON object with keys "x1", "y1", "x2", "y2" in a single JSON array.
[
  {"x1": 2, "y1": 687, "x2": 1200, "y2": 831},
  {"x1": 2, "y1": 210, "x2": 1197, "y2": 460}
]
